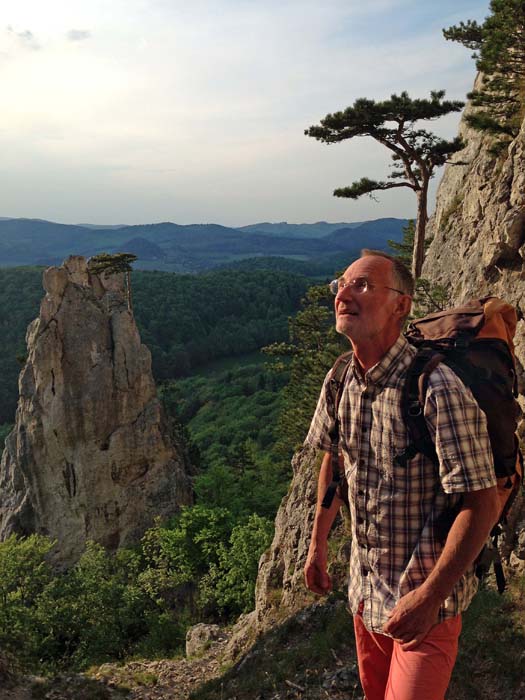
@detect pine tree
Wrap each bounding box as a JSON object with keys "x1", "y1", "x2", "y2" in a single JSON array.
[
  {"x1": 263, "y1": 284, "x2": 346, "y2": 456},
  {"x1": 88, "y1": 252, "x2": 138, "y2": 312},
  {"x1": 305, "y1": 91, "x2": 464, "y2": 278},
  {"x1": 388, "y1": 220, "x2": 450, "y2": 316},
  {"x1": 444, "y1": 0, "x2": 525, "y2": 150},
  {"x1": 387, "y1": 220, "x2": 416, "y2": 268}
]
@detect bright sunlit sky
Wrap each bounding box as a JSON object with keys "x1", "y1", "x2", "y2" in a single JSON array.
[{"x1": 2, "y1": 0, "x2": 491, "y2": 227}]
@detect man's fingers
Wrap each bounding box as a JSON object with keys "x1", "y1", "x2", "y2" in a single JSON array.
[
  {"x1": 399, "y1": 636, "x2": 424, "y2": 651},
  {"x1": 382, "y1": 616, "x2": 401, "y2": 635}
]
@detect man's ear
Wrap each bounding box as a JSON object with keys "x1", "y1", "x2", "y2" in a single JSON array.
[{"x1": 395, "y1": 294, "x2": 412, "y2": 321}]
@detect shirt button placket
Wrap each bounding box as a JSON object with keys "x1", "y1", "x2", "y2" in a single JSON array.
[{"x1": 356, "y1": 385, "x2": 371, "y2": 591}]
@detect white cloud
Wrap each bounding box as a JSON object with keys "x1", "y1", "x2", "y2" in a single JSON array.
[
  {"x1": 66, "y1": 29, "x2": 92, "y2": 41},
  {"x1": 5, "y1": 24, "x2": 40, "y2": 50}
]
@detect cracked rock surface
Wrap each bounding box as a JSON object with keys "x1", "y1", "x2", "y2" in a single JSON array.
[{"x1": 0, "y1": 256, "x2": 192, "y2": 566}]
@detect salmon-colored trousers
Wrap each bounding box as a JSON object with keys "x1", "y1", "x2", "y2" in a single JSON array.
[{"x1": 353, "y1": 612, "x2": 462, "y2": 700}]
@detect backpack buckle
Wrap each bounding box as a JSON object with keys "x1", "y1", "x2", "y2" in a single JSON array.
[
  {"x1": 453, "y1": 333, "x2": 470, "y2": 350},
  {"x1": 407, "y1": 401, "x2": 422, "y2": 417}
]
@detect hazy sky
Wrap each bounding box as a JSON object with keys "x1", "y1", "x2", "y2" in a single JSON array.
[{"x1": 2, "y1": 1, "x2": 490, "y2": 226}]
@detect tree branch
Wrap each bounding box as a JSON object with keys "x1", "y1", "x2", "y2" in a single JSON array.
[{"x1": 334, "y1": 178, "x2": 416, "y2": 200}]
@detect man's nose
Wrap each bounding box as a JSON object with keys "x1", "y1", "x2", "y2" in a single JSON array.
[{"x1": 336, "y1": 283, "x2": 354, "y2": 301}]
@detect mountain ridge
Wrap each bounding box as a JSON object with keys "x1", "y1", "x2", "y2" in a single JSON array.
[{"x1": 0, "y1": 217, "x2": 408, "y2": 273}]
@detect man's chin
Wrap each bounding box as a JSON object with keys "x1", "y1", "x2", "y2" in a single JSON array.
[{"x1": 336, "y1": 319, "x2": 356, "y2": 337}]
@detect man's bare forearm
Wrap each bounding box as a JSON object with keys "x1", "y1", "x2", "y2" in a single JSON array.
[
  {"x1": 421, "y1": 486, "x2": 500, "y2": 602},
  {"x1": 305, "y1": 452, "x2": 343, "y2": 594},
  {"x1": 310, "y1": 452, "x2": 343, "y2": 547}
]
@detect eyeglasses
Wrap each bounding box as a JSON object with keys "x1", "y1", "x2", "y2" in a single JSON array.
[{"x1": 329, "y1": 276, "x2": 405, "y2": 296}]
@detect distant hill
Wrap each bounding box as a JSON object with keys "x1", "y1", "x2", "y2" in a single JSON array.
[
  {"x1": 237, "y1": 221, "x2": 366, "y2": 238},
  {"x1": 325, "y1": 218, "x2": 409, "y2": 251},
  {"x1": 0, "y1": 217, "x2": 408, "y2": 273},
  {"x1": 120, "y1": 237, "x2": 167, "y2": 261},
  {"x1": 76, "y1": 223, "x2": 129, "y2": 229}
]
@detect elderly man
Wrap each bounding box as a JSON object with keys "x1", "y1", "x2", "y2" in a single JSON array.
[{"x1": 304, "y1": 250, "x2": 499, "y2": 700}]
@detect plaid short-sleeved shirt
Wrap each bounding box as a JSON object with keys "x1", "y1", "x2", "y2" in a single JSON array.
[{"x1": 305, "y1": 334, "x2": 496, "y2": 634}]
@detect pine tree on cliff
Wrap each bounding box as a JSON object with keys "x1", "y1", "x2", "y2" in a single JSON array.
[
  {"x1": 444, "y1": 0, "x2": 525, "y2": 149},
  {"x1": 388, "y1": 221, "x2": 450, "y2": 315},
  {"x1": 305, "y1": 91, "x2": 464, "y2": 278},
  {"x1": 88, "y1": 252, "x2": 138, "y2": 312}
]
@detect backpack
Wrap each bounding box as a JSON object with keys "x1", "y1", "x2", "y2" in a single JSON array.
[{"x1": 322, "y1": 296, "x2": 523, "y2": 592}]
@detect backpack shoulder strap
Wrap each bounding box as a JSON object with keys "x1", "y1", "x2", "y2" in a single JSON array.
[
  {"x1": 395, "y1": 347, "x2": 443, "y2": 468},
  {"x1": 321, "y1": 351, "x2": 353, "y2": 509}
]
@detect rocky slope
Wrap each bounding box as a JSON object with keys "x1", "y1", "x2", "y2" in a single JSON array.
[
  {"x1": 0, "y1": 256, "x2": 192, "y2": 565},
  {"x1": 223, "y1": 446, "x2": 351, "y2": 661}
]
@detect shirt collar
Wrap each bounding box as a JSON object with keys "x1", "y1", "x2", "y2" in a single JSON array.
[{"x1": 351, "y1": 334, "x2": 411, "y2": 390}]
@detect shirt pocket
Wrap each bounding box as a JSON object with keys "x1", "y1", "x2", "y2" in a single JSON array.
[
  {"x1": 371, "y1": 395, "x2": 409, "y2": 480},
  {"x1": 376, "y1": 431, "x2": 407, "y2": 477}
]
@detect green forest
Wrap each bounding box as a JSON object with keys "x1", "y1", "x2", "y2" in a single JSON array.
[{"x1": 0, "y1": 266, "x2": 308, "y2": 424}]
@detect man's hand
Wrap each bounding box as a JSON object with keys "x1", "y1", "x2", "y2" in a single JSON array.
[
  {"x1": 304, "y1": 544, "x2": 332, "y2": 595},
  {"x1": 382, "y1": 587, "x2": 442, "y2": 651}
]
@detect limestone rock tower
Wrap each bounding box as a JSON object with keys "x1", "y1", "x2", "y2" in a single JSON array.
[{"x1": 0, "y1": 256, "x2": 192, "y2": 565}]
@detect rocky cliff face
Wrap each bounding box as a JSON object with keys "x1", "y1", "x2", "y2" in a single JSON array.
[
  {"x1": 424, "y1": 76, "x2": 525, "y2": 375},
  {"x1": 0, "y1": 256, "x2": 192, "y2": 565}
]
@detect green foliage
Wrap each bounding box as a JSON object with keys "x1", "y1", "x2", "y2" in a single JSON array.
[
  {"x1": 201, "y1": 514, "x2": 273, "y2": 614},
  {"x1": 122, "y1": 269, "x2": 307, "y2": 381},
  {"x1": 140, "y1": 507, "x2": 272, "y2": 619},
  {"x1": 88, "y1": 252, "x2": 138, "y2": 275},
  {"x1": 388, "y1": 220, "x2": 416, "y2": 267},
  {"x1": 264, "y1": 284, "x2": 347, "y2": 455},
  {"x1": 89, "y1": 252, "x2": 138, "y2": 311},
  {"x1": 388, "y1": 220, "x2": 451, "y2": 317},
  {"x1": 0, "y1": 513, "x2": 271, "y2": 673},
  {"x1": 0, "y1": 423, "x2": 13, "y2": 450},
  {"x1": 442, "y1": 20, "x2": 483, "y2": 50},
  {"x1": 411, "y1": 279, "x2": 452, "y2": 317},
  {"x1": 0, "y1": 536, "x2": 187, "y2": 673},
  {"x1": 444, "y1": 0, "x2": 525, "y2": 147},
  {"x1": 161, "y1": 362, "x2": 290, "y2": 519},
  {"x1": 140, "y1": 507, "x2": 234, "y2": 612},
  {"x1": 0, "y1": 534, "x2": 55, "y2": 665},
  {"x1": 0, "y1": 267, "x2": 46, "y2": 423},
  {"x1": 42, "y1": 542, "x2": 185, "y2": 669},
  {"x1": 306, "y1": 92, "x2": 464, "y2": 189}
]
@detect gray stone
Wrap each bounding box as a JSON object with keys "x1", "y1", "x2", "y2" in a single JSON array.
[
  {"x1": 423, "y1": 73, "x2": 525, "y2": 569},
  {"x1": 185, "y1": 624, "x2": 222, "y2": 658},
  {"x1": 0, "y1": 257, "x2": 193, "y2": 566}
]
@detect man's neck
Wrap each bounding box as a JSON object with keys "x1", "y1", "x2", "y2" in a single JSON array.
[{"x1": 350, "y1": 333, "x2": 401, "y2": 375}]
